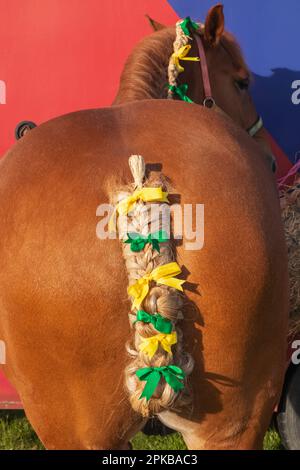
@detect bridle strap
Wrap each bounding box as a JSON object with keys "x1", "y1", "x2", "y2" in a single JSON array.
[
  {"x1": 194, "y1": 33, "x2": 215, "y2": 108},
  {"x1": 193, "y1": 32, "x2": 263, "y2": 137}
]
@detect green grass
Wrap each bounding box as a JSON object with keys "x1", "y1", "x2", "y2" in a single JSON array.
[
  {"x1": 0, "y1": 411, "x2": 283, "y2": 450},
  {"x1": 132, "y1": 432, "x2": 186, "y2": 450},
  {"x1": 0, "y1": 411, "x2": 44, "y2": 450},
  {"x1": 263, "y1": 428, "x2": 284, "y2": 450}
]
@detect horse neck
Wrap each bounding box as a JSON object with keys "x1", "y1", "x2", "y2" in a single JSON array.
[{"x1": 113, "y1": 28, "x2": 176, "y2": 105}]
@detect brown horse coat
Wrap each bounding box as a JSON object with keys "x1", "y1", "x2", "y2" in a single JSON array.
[{"x1": 0, "y1": 98, "x2": 288, "y2": 449}]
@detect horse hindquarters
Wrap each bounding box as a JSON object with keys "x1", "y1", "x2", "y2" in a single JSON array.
[
  {"x1": 0, "y1": 102, "x2": 289, "y2": 449},
  {"x1": 157, "y1": 179, "x2": 288, "y2": 449}
]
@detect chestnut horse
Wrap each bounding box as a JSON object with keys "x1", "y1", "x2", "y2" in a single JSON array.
[{"x1": 0, "y1": 5, "x2": 288, "y2": 449}]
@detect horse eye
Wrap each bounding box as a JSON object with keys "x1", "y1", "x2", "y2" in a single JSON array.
[{"x1": 236, "y1": 78, "x2": 250, "y2": 91}]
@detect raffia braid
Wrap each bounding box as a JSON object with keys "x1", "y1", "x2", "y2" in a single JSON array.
[
  {"x1": 113, "y1": 155, "x2": 194, "y2": 417},
  {"x1": 167, "y1": 21, "x2": 190, "y2": 98},
  {"x1": 168, "y1": 18, "x2": 204, "y2": 100}
]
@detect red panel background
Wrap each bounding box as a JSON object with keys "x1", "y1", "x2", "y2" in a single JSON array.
[
  {"x1": 0, "y1": 1, "x2": 293, "y2": 408},
  {"x1": 0, "y1": 0, "x2": 177, "y2": 155},
  {"x1": 0, "y1": 0, "x2": 177, "y2": 408}
]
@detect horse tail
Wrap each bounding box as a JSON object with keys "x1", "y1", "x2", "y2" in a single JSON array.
[{"x1": 111, "y1": 155, "x2": 194, "y2": 417}]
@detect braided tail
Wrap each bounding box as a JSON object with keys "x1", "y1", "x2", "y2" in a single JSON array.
[{"x1": 112, "y1": 155, "x2": 194, "y2": 417}]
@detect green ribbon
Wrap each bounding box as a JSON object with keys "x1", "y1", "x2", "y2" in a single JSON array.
[
  {"x1": 136, "y1": 365, "x2": 186, "y2": 401},
  {"x1": 180, "y1": 17, "x2": 199, "y2": 36},
  {"x1": 133, "y1": 310, "x2": 172, "y2": 334},
  {"x1": 168, "y1": 84, "x2": 193, "y2": 103},
  {"x1": 124, "y1": 230, "x2": 169, "y2": 253}
]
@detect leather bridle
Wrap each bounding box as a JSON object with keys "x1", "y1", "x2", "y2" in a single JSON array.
[{"x1": 194, "y1": 32, "x2": 264, "y2": 138}]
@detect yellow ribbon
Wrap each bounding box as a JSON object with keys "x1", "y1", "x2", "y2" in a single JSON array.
[
  {"x1": 172, "y1": 45, "x2": 200, "y2": 73},
  {"x1": 128, "y1": 262, "x2": 185, "y2": 309},
  {"x1": 139, "y1": 332, "x2": 177, "y2": 359},
  {"x1": 109, "y1": 187, "x2": 169, "y2": 232}
]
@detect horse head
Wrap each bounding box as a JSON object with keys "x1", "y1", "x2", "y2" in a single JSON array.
[{"x1": 117, "y1": 4, "x2": 273, "y2": 167}]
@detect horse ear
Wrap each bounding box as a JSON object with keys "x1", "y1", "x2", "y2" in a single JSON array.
[
  {"x1": 204, "y1": 3, "x2": 225, "y2": 45},
  {"x1": 145, "y1": 14, "x2": 166, "y2": 31}
]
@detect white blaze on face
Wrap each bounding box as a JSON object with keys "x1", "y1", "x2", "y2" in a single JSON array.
[
  {"x1": 0, "y1": 340, "x2": 6, "y2": 364},
  {"x1": 291, "y1": 80, "x2": 300, "y2": 105},
  {"x1": 0, "y1": 80, "x2": 6, "y2": 105}
]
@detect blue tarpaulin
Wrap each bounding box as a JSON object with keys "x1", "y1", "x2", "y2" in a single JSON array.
[{"x1": 168, "y1": 0, "x2": 300, "y2": 163}]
